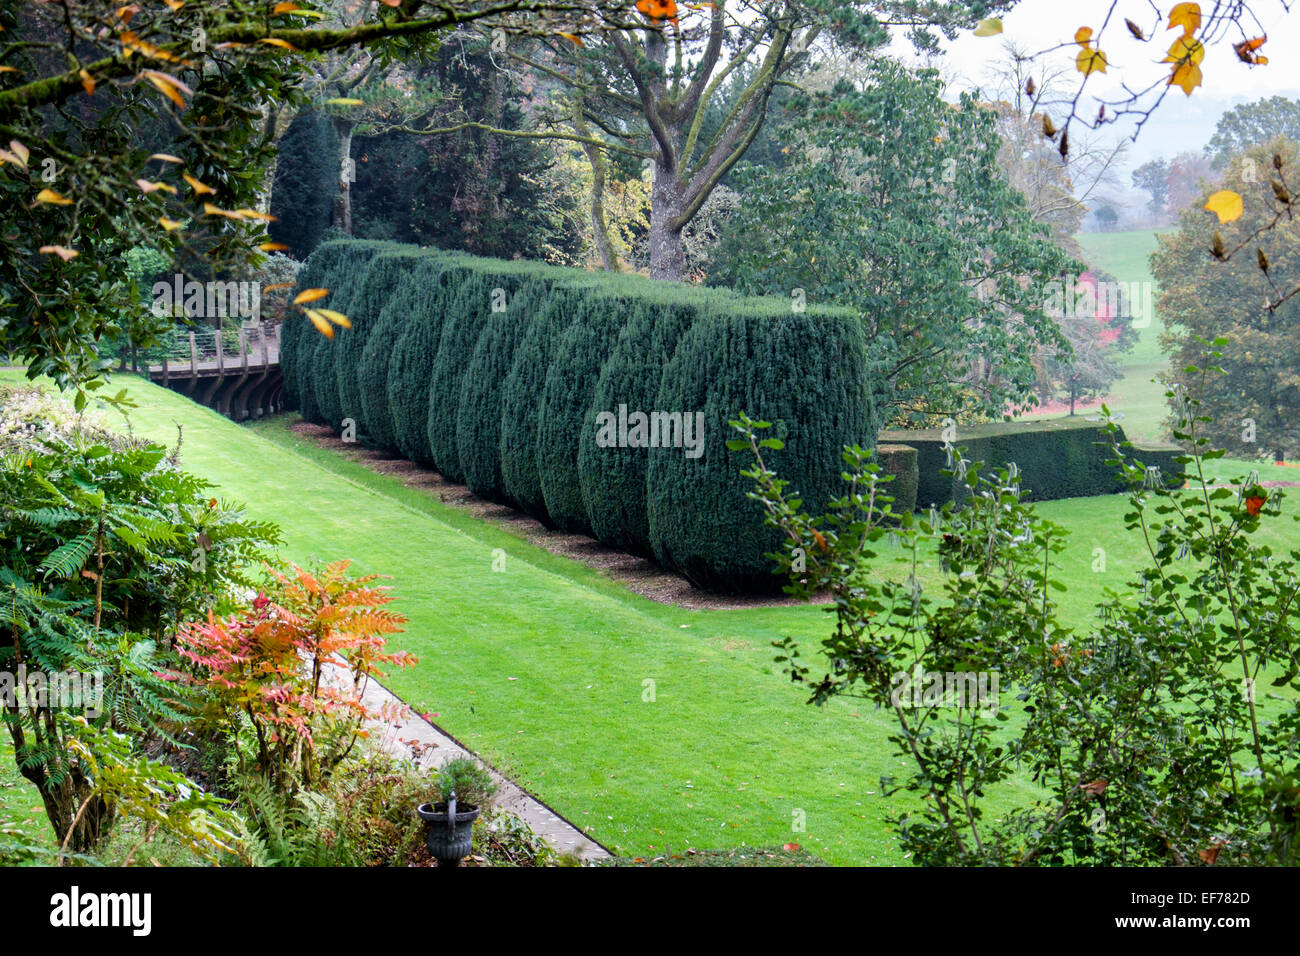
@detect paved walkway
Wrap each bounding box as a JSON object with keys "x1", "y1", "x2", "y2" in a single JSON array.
[{"x1": 356, "y1": 674, "x2": 611, "y2": 863}]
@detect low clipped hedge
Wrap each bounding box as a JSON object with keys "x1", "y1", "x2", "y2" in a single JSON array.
[
  {"x1": 875, "y1": 444, "x2": 919, "y2": 515},
  {"x1": 286, "y1": 241, "x2": 880, "y2": 593},
  {"x1": 881, "y1": 419, "x2": 1185, "y2": 509}
]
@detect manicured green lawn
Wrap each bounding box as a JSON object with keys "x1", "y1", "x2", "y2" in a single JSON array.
[
  {"x1": 4, "y1": 369, "x2": 1297, "y2": 864},
  {"x1": 1074, "y1": 229, "x2": 1177, "y2": 444}
]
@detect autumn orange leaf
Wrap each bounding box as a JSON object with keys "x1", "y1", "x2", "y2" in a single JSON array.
[
  {"x1": 1203, "y1": 189, "x2": 1243, "y2": 223},
  {"x1": 142, "y1": 69, "x2": 190, "y2": 109},
  {"x1": 559, "y1": 32, "x2": 584, "y2": 46},
  {"x1": 162, "y1": 0, "x2": 185, "y2": 9},
  {"x1": 258, "y1": 241, "x2": 290, "y2": 252},
  {"x1": 258, "y1": 37, "x2": 297, "y2": 51},
  {"x1": 203, "y1": 202, "x2": 244, "y2": 219},
  {"x1": 79, "y1": 69, "x2": 95, "y2": 95},
  {"x1": 0, "y1": 66, "x2": 19, "y2": 74},
  {"x1": 636, "y1": 0, "x2": 678, "y2": 22},
  {"x1": 1245, "y1": 493, "x2": 1267, "y2": 516},
  {"x1": 1233, "y1": 35, "x2": 1268, "y2": 65},
  {"x1": 183, "y1": 173, "x2": 214, "y2": 195},
  {"x1": 271, "y1": 1, "x2": 300, "y2": 11},
  {"x1": 262, "y1": 282, "x2": 295, "y2": 293},
  {"x1": 293, "y1": 288, "x2": 329, "y2": 305}
]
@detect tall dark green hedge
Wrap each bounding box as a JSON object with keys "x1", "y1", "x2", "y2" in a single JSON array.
[
  {"x1": 536, "y1": 298, "x2": 630, "y2": 534},
  {"x1": 305, "y1": 241, "x2": 390, "y2": 428},
  {"x1": 387, "y1": 260, "x2": 456, "y2": 464},
  {"x1": 426, "y1": 276, "x2": 494, "y2": 482},
  {"x1": 284, "y1": 241, "x2": 886, "y2": 595},
  {"x1": 268, "y1": 110, "x2": 339, "y2": 260},
  {"x1": 499, "y1": 292, "x2": 574, "y2": 521},
  {"x1": 336, "y1": 248, "x2": 421, "y2": 442},
  {"x1": 647, "y1": 307, "x2": 878, "y2": 594},
  {"x1": 457, "y1": 280, "x2": 543, "y2": 503},
  {"x1": 577, "y1": 299, "x2": 698, "y2": 556}
]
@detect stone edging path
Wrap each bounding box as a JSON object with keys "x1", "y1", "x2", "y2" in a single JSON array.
[{"x1": 356, "y1": 673, "x2": 611, "y2": 863}]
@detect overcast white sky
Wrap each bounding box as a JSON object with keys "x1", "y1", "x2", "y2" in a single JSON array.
[{"x1": 891, "y1": 0, "x2": 1300, "y2": 172}]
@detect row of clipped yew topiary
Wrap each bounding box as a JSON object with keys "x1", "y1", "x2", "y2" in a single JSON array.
[{"x1": 281, "y1": 241, "x2": 883, "y2": 594}]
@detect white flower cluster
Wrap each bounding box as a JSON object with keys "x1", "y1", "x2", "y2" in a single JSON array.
[{"x1": 0, "y1": 385, "x2": 114, "y2": 456}]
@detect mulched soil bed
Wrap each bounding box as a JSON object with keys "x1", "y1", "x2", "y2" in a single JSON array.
[{"x1": 287, "y1": 421, "x2": 817, "y2": 610}]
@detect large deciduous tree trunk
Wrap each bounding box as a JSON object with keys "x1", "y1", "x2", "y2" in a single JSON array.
[{"x1": 648, "y1": 163, "x2": 686, "y2": 281}]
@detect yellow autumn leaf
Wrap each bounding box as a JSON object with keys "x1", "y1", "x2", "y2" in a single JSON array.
[
  {"x1": 235, "y1": 208, "x2": 277, "y2": 221},
  {"x1": 1076, "y1": 47, "x2": 1108, "y2": 75},
  {"x1": 973, "y1": 18, "x2": 1002, "y2": 37},
  {"x1": 183, "y1": 173, "x2": 214, "y2": 195},
  {"x1": 137, "y1": 179, "x2": 177, "y2": 194},
  {"x1": 324, "y1": 98, "x2": 364, "y2": 106},
  {"x1": 258, "y1": 37, "x2": 297, "y2": 51},
  {"x1": 150, "y1": 153, "x2": 184, "y2": 164},
  {"x1": 35, "y1": 188, "x2": 73, "y2": 205},
  {"x1": 1164, "y1": 35, "x2": 1205, "y2": 65},
  {"x1": 304, "y1": 309, "x2": 334, "y2": 337},
  {"x1": 1169, "y1": 60, "x2": 1202, "y2": 95},
  {"x1": 314, "y1": 308, "x2": 351, "y2": 328},
  {"x1": 262, "y1": 282, "x2": 295, "y2": 293},
  {"x1": 39, "y1": 245, "x2": 79, "y2": 260},
  {"x1": 293, "y1": 288, "x2": 329, "y2": 305},
  {"x1": 159, "y1": 216, "x2": 182, "y2": 231},
  {"x1": 203, "y1": 202, "x2": 245, "y2": 219},
  {"x1": 1204, "y1": 189, "x2": 1243, "y2": 223},
  {"x1": 0, "y1": 66, "x2": 20, "y2": 74},
  {"x1": 162, "y1": 0, "x2": 185, "y2": 9},
  {"x1": 1168, "y1": 2, "x2": 1201, "y2": 37},
  {"x1": 259, "y1": 241, "x2": 290, "y2": 252},
  {"x1": 79, "y1": 69, "x2": 95, "y2": 95},
  {"x1": 271, "y1": 2, "x2": 301, "y2": 12}
]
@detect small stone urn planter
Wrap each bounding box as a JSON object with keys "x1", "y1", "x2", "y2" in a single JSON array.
[{"x1": 418, "y1": 792, "x2": 481, "y2": 867}]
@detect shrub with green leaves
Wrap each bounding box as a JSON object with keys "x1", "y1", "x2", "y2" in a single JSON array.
[
  {"x1": 733, "y1": 345, "x2": 1300, "y2": 865},
  {"x1": 0, "y1": 384, "x2": 280, "y2": 851}
]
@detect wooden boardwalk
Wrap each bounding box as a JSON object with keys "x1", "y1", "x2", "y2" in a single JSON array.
[{"x1": 147, "y1": 320, "x2": 285, "y2": 421}]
